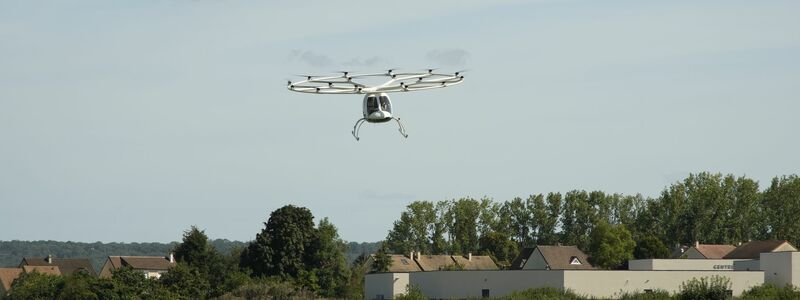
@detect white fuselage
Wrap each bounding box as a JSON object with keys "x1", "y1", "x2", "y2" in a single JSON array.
[{"x1": 362, "y1": 93, "x2": 393, "y2": 123}]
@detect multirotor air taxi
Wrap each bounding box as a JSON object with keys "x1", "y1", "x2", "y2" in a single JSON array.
[{"x1": 287, "y1": 69, "x2": 464, "y2": 140}]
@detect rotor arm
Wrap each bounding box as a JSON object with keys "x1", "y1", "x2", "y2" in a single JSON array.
[{"x1": 287, "y1": 70, "x2": 465, "y2": 95}]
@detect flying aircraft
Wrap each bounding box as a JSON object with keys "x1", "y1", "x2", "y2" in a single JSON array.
[{"x1": 287, "y1": 69, "x2": 464, "y2": 140}]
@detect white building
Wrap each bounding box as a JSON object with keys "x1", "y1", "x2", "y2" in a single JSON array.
[{"x1": 365, "y1": 242, "x2": 800, "y2": 299}]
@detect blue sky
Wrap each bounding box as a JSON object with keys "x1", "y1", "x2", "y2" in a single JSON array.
[{"x1": 1, "y1": 0, "x2": 798, "y2": 243}]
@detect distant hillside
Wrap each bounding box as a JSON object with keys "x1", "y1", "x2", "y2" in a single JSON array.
[
  {"x1": 345, "y1": 241, "x2": 381, "y2": 262},
  {"x1": 0, "y1": 240, "x2": 380, "y2": 272}
]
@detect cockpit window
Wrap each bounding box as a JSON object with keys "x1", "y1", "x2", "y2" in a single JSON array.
[
  {"x1": 366, "y1": 96, "x2": 379, "y2": 114},
  {"x1": 379, "y1": 96, "x2": 391, "y2": 112}
]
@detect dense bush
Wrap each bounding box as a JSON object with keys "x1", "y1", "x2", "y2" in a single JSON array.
[
  {"x1": 499, "y1": 287, "x2": 584, "y2": 300},
  {"x1": 394, "y1": 284, "x2": 428, "y2": 300},
  {"x1": 678, "y1": 276, "x2": 731, "y2": 300},
  {"x1": 739, "y1": 283, "x2": 800, "y2": 300},
  {"x1": 619, "y1": 289, "x2": 673, "y2": 300},
  {"x1": 223, "y1": 278, "x2": 317, "y2": 300}
]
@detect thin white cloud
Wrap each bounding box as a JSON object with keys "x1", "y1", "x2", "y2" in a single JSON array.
[
  {"x1": 289, "y1": 50, "x2": 333, "y2": 68},
  {"x1": 343, "y1": 56, "x2": 386, "y2": 67},
  {"x1": 426, "y1": 49, "x2": 469, "y2": 67}
]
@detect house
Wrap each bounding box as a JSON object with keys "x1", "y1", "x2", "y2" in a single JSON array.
[
  {"x1": 724, "y1": 240, "x2": 797, "y2": 259},
  {"x1": 19, "y1": 255, "x2": 96, "y2": 277},
  {"x1": 683, "y1": 242, "x2": 737, "y2": 259},
  {"x1": 98, "y1": 255, "x2": 176, "y2": 279},
  {"x1": 0, "y1": 268, "x2": 23, "y2": 297},
  {"x1": 510, "y1": 245, "x2": 594, "y2": 270}
]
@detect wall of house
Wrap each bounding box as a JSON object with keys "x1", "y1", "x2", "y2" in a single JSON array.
[
  {"x1": 409, "y1": 270, "x2": 564, "y2": 299},
  {"x1": 143, "y1": 270, "x2": 166, "y2": 279},
  {"x1": 367, "y1": 270, "x2": 763, "y2": 299},
  {"x1": 733, "y1": 259, "x2": 760, "y2": 271},
  {"x1": 628, "y1": 259, "x2": 745, "y2": 271},
  {"x1": 522, "y1": 248, "x2": 548, "y2": 270},
  {"x1": 563, "y1": 270, "x2": 763, "y2": 298},
  {"x1": 760, "y1": 251, "x2": 799, "y2": 287},
  {"x1": 774, "y1": 243, "x2": 797, "y2": 252},
  {"x1": 98, "y1": 262, "x2": 113, "y2": 279},
  {"x1": 364, "y1": 273, "x2": 408, "y2": 300}
]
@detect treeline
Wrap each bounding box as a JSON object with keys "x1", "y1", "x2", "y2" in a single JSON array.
[
  {"x1": 0, "y1": 239, "x2": 378, "y2": 273},
  {"x1": 4, "y1": 205, "x2": 372, "y2": 299},
  {"x1": 384, "y1": 173, "x2": 800, "y2": 268}
]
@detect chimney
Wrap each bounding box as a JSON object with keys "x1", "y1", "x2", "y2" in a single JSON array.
[
  {"x1": 694, "y1": 241, "x2": 699, "y2": 248},
  {"x1": 47, "y1": 254, "x2": 53, "y2": 264},
  {"x1": 409, "y1": 251, "x2": 415, "y2": 259},
  {"x1": 169, "y1": 253, "x2": 175, "y2": 263},
  {"x1": 468, "y1": 252, "x2": 472, "y2": 261},
  {"x1": 415, "y1": 251, "x2": 421, "y2": 261}
]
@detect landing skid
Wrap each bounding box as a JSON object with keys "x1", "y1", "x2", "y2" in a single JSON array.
[{"x1": 351, "y1": 117, "x2": 409, "y2": 141}]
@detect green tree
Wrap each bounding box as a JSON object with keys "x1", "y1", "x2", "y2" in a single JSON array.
[
  {"x1": 58, "y1": 272, "x2": 98, "y2": 300},
  {"x1": 310, "y1": 217, "x2": 350, "y2": 298},
  {"x1": 386, "y1": 201, "x2": 436, "y2": 254},
  {"x1": 346, "y1": 253, "x2": 369, "y2": 299},
  {"x1": 431, "y1": 200, "x2": 452, "y2": 254},
  {"x1": 240, "y1": 205, "x2": 317, "y2": 279},
  {"x1": 763, "y1": 175, "x2": 800, "y2": 245},
  {"x1": 450, "y1": 198, "x2": 482, "y2": 254},
  {"x1": 372, "y1": 242, "x2": 392, "y2": 273},
  {"x1": 562, "y1": 190, "x2": 593, "y2": 249},
  {"x1": 173, "y1": 226, "x2": 210, "y2": 265},
  {"x1": 634, "y1": 236, "x2": 670, "y2": 259},
  {"x1": 159, "y1": 263, "x2": 211, "y2": 299},
  {"x1": 478, "y1": 231, "x2": 519, "y2": 268},
  {"x1": 503, "y1": 197, "x2": 533, "y2": 246},
  {"x1": 110, "y1": 266, "x2": 177, "y2": 299},
  {"x1": 538, "y1": 192, "x2": 562, "y2": 245},
  {"x1": 588, "y1": 221, "x2": 635, "y2": 269},
  {"x1": 173, "y1": 226, "x2": 240, "y2": 297},
  {"x1": 5, "y1": 271, "x2": 65, "y2": 300}
]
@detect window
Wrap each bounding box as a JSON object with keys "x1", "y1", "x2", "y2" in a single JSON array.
[
  {"x1": 400, "y1": 258, "x2": 409, "y2": 265},
  {"x1": 482, "y1": 289, "x2": 490, "y2": 298},
  {"x1": 366, "y1": 97, "x2": 379, "y2": 114},
  {"x1": 379, "y1": 96, "x2": 391, "y2": 112},
  {"x1": 569, "y1": 256, "x2": 582, "y2": 265}
]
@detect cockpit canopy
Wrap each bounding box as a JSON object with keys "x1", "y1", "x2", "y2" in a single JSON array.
[{"x1": 364, "y1": 93, "x2": 392, "y2": 116}]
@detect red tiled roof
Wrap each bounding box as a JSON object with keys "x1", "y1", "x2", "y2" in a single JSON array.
[
  {"x1": 452, "y1": 255, "x2": 498, "y2": 270},
  {"x1": 724, "y1": 240, "x2": 796, "y2": 259},
  {"x1": 0, "y1": 268, "x2": 23, "y2": 292},
  {"x1": 120, "y1": 256, "x2": 174, "y2": 271},
  {"x1": 694, "y1": 244, "x2": 736, "y2": 259},
  {"x1": 537, "y1": 245, "x2": 595, "y2": 270},
  {"x1": 416, "y1": 255, "x2": 457, "y2": 271},
  {"x1": 21, "y1": 257, "x2": 96, "y2": 276},
  {"x1": 21, "y1": 265, "x2": 61, "y2": 276}
]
